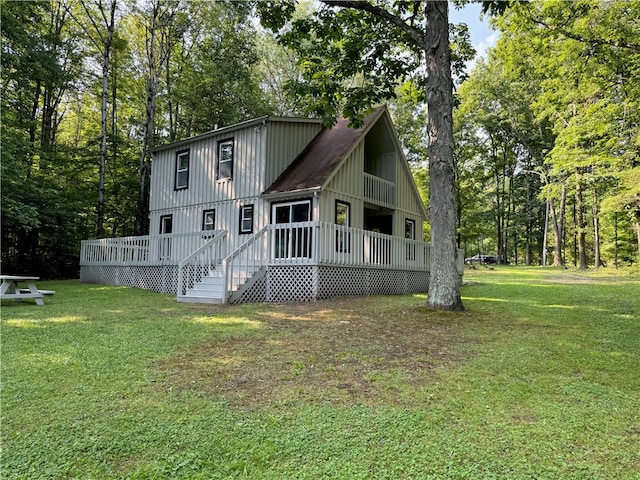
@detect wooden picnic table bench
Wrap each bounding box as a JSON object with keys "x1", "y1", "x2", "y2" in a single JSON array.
[{"x1": 0, "y1": 275, "x2": 50, "y2": 306}]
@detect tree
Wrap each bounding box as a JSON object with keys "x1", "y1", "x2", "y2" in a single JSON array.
[
  {"x1": 260, "y1": 0, "x2": 481, "y2": 310},
  {"x1": 132, "y1": 0, "x2": 178, "y2": 235},
  {"x1": 493, "y1": 0, "x2": 640, "y2": 268},
  {"x1": 1, "y1": 0, "x2": 91, "y2": 277},
  {"x1": 68, "y1": 0, "x2": 118, "y2": 238}
]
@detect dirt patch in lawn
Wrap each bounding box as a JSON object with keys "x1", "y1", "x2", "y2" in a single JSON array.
[{"x1": 158, "y1": 296, "x2": 469, "y2": 409}]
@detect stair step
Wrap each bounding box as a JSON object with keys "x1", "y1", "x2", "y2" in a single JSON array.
[
  {"x1": 177, "y1": 295, "x2": 223, "y2": 304},
  {"x1": 187, "y1": 286, "x2": 224, "y2": 296}
]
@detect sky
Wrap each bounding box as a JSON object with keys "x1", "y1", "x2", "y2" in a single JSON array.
[{"x1": 449, "y1": 2, "x2": 500, "y2": 64}]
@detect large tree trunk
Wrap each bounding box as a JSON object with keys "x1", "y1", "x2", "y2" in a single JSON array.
[{"x1": 425, "y1": 0, "x2": 463, "y2": 311}]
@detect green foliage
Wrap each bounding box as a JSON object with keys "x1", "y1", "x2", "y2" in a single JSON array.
[
  {"x1": 455, "y1": 0, "x2": 639, "y2": 266},
  {"x1": 2, "y1": 268, "x2": 639, "y2": 478},
  {"x1": 0, "y1": 0, "x2": 277, "y2": 276},
  {"x1": 260, "y1": 0, "x2": 475, "y2": 127}
]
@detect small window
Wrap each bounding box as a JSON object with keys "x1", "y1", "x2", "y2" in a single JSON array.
[
  {"x1": 202, "y1": 209, "x2": 215, "y2": 231},
  {"x1": 175, "y1": 150, "x2": 189, "y2": 190},
  {"x1": 159, "y1": 214, "x2": 173, "y2": 259},
  {"x1": 217, "y1": 138, "x2": 234, "y2": 180},
  {"x1": 335, "y1": 201, "x2": 351, "y2": 253},
  {"x1": 239, "y1": 205, "x2": 254, "y2": 234},
  {"x1": 335, "y1": 201, "x2": 350, "y2": 226},
  {"x1": 405, "y1": 219, "x2": 416, "y2": 261},
  {"x1": 405, "y1": 219, "x2": 416, "y2": 240},
  {"x1": 160, "y1": 214, "x2": 173, "y2": 234}
]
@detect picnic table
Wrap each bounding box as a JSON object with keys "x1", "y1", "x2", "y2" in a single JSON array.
[{"x1": 0, "y1": 275, "x2": 48, "y2": 305}]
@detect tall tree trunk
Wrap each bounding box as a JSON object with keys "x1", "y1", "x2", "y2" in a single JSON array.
[
  {"x1": 425, "y1": 0, "x2": 463, "y2": 311},
  {"x1": 504, "y1": 153, "x2": 514, "y2": 264},
  {"x1": 97, "y1": 1, "x2": 117, "y2": 239},
  {"x1": 525, "y1": 173, "x2": 533, "y2": 265},
  {"x1": 635, "y1": 215, "x2": 640, "y2": 263},
  {"x1": 550, "y1": 197, "x2": 562, "y2": 266},
  {"x1": 135, "y1": 0, "x2": 171, "y2": 236},
  {"x1": 575, "y1": 172, "x2": 587, "y2": 269},
  {"x1": 72, "y1": 0, "x2": 117, "y2": 238},
  {"x1": 135, "y1": 74, "x2": 157, "y2": 236},
  {"x1": 550, "y1": 210, "x2": 558, "y2": 264},
  {"x1": 592, "y1": 192, "x2": 601, "y2": 268}
]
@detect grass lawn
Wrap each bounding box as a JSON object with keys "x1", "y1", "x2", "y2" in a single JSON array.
[{"x1": 1, "y1": 266, "x2": 639, "y2": 479}]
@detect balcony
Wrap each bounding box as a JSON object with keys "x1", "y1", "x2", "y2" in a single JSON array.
[{"x1": 364, "y1": 172, "x2": 395, "y2": 208}]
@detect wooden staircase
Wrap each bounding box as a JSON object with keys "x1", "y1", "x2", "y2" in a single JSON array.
[{"x1": 177, "y1": 264, "x2": 264, "y2": 304}]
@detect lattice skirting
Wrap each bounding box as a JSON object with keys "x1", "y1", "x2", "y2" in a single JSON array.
[
  {"x1": 235, "y1": 266, "x2": 430, "y2": 303},
  {"x1": 80, "y1": 265, "x2": 178, "y2": 294},
  {"x1": 81, "y1": 264, "x2": 430, "y2": 303},
  {"x1": 316, "y1": 267, "x2": 430, "y2": 300}
]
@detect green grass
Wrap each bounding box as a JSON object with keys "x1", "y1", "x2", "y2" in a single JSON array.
[{"x1": 1, "y1": 267, "x2": 639, "y2": 479}]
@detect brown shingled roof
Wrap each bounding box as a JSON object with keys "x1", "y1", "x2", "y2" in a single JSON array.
[{"x1": 263, "y1": 106, "x2": 385, "y2": 195}]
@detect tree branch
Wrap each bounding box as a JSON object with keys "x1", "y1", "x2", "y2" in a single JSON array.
[
  {"x1": 320, "y1": 0, "x2": 425, "y2": 47},
  {"x1": 530, "y1": 16, "x2": 640, "y2": 53}
]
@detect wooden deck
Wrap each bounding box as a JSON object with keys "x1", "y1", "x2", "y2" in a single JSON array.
[{"x1": 80, "y1": 223, "x2": 464, "y2": 303}]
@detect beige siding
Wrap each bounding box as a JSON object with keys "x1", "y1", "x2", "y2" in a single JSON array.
[
  {"x1": 150, "y1": 119, "x2": 321, "y2": 237},
  {"x1": 150, "y1": 198, "x2": 270, "y2": 257},
  {"x1": 394, "y1": 159, "x2": 426, "y2": 239},
  {"x1": 321, "y1": 142, "x2": 365, "y2": 228},
  {"x1": 265, "y1": 120, "x2": 322, "y2": 186},
  {"x1": 150, "y1": 125, "x2": 266, "y2": 213}
]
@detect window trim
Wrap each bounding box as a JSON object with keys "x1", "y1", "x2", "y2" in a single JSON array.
[
  {"x1": 217, "y1": 138, "x2": 234, "y2": 180},
  {"x1": 405, "y1": 218, "x2": 416, "y2": 240},
  {"x1": 270, "y1": 198, "x2": 312, "y2": 224},
  {"x1": 175, "y1": 150, "x2": 190, "y2": 190},
  {"x1": 202, "y1": 209, "x2": 216, "y2": 231},
  {"x1": 239, "y1": 204, "x2": 254, "y2": 234},
  {"x1": 335, "y1": 200, "x2": 351, "y2": 226},
  {"x1": 405, "y1": 218, "x2": 416, "y2": 261},
  {"x1": 159, "y1": 214, "x2": 173, "y2": 234},
  {"x1": 335, "y1": 200, "x2": 351, "y2": 253}
]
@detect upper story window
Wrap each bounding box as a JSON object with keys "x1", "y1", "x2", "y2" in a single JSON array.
[
  {"x1": 175, "y1": 150, "x2": 189, "y2": 190},
  {"x1": 217, "y1": 138, "x2": 234, "y2": 180}
]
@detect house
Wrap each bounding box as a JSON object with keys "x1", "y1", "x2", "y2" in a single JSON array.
[{"x1": 80, "y1": 106, "x2": 464, "y2": 303}]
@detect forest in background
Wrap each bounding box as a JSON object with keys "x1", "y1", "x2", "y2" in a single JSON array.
[{"x1": 2, "y1": 0, "x2": 639, "y2": 278}]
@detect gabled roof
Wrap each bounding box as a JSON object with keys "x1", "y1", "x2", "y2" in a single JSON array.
[{"x1": 263, "y1": 106, "x2": 386, "y2": 195}]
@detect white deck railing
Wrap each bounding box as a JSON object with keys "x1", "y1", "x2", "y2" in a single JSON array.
[
  {"x1": 80, "y1": 231, "x2": 227, "y2": 266},
  {"x1": 177, "y1": 231, "x2": 227, "y2": 296},
  {"x1": 81, "y1": 223, "x2": 469, "y2": 299},
  {"x1": 364, "y1": 173, "x2": 395, "y2": 207},
  {"x1": 221, "y1": 225, "x2": 271, "y2": 303}
]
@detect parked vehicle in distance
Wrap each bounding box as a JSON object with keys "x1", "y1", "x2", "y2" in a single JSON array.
[{"x1": 464, "y1": 254, "x2": 498, "y2": 265}]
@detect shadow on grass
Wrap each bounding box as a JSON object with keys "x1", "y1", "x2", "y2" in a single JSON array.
[{"x1": 157, "y1": 295, "x2": 471, "y2": 409}]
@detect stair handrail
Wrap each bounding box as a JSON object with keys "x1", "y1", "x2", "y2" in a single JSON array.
[
  {"x1": 220, "y1": 224, "x2": 270, "y2": 304},
  {"x1": 177, "y1": 230, "x2": 227, "y2": 297}
]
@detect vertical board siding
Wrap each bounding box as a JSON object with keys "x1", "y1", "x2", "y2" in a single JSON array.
[
  {"x1": 265, "y1": 120, "x2": 323, "y2": 186},
  {"x1": 148, "y1": 111, "x2": 427, "y2": 260},
  {"x1": 149, "y1": 126, "x2": 265, "y2": 210},
  {"x1": 150, "y1": 119, "x2": 322, "y2": 240},
  {"x1": 394, "y1": 157, "x2": 427, "y2": 239},
  {"x1": 322, "y1": 142, "x2": 365, "y2": 228}
]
